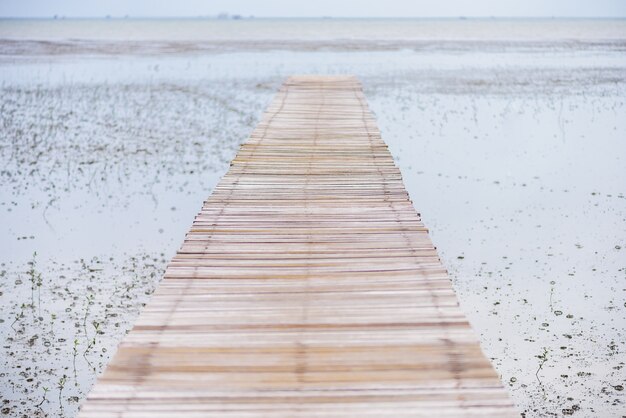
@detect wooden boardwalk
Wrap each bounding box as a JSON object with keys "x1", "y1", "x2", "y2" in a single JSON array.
[{"x1": 79, "y1": 76, "x2": 517, "y2": 417}]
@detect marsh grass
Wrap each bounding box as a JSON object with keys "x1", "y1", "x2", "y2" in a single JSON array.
[{"x1": 0, "y1": 255, "x2": 165, "y2": 417}]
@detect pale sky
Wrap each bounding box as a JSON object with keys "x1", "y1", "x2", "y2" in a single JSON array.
[{"x1": 0, "y1": 0, "x2": 625, "y2": 18}]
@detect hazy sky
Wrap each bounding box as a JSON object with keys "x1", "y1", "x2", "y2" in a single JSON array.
[{"x1": 1, "y1": 0, "x2": 625, "y2": 18}]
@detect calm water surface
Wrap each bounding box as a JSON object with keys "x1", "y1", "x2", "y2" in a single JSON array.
[{"x1": 1, "y1": 18, "x2": 625, "y2": 418}]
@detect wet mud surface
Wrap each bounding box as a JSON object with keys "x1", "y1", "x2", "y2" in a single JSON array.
[{"x1": 1, "y1": 36, "x2": 625, "y2": 417}]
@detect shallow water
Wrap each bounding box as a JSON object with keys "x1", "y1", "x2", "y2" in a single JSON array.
[
  {"x1": 1, "y1": 17, "x2": 626, "y2": 42},
  {"x1": 1, "y1": 19, "x2": 626, "y2": 418}
]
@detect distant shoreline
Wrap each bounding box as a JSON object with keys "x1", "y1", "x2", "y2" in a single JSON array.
[
  {"x1": 2, "y1": 38, "x2": 626, "y2": 59},
  {"x1": 1, "y1": 16, "x2": 626, "y2": 20},
  {"x1": 1, "y1": 18, "x2": 625, "y2": 45}
]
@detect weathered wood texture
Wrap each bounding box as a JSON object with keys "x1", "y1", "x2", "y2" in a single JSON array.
[{"x1": 79, "y1": 76, "x2": 517, "y2": 417}]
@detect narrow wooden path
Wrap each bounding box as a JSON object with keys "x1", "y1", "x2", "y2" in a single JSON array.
[{"x1": 79, "y1": 76, "x2": 516, "y2": 417}]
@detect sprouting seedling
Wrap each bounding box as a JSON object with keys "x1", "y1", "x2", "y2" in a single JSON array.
[
  {"x1": 36, "y1": 269, "x2": 43, "y2": 314},
  {"x1": 58, "y1": 374, "x2": 67, "y2": 406},
  {"x1": 73, "y1": 339, "x2": 79, "y2": 377},
  {"x1": 83, "y1": 337, "x2": 95, "y2": 371},
  {"x1": 549, "y1": 280, "x2": 556, "y2": 313},
  {"x1": 11, "y1": 303, "x2": 26, "y2": 331},
  {"x1": 27, "y1": 252, "x2": 38, "y2": 310},
  {"x1": 535, "y1": 347, "x2": 549, "y2": 389},
  {"x1": 36, "y1": 387, "x2": 49, "y2": 409},
  {"x1": 82, "y1": 320, "x2": 102, "y2": 372},
  {"x1": 82, "y1": 293, "x2": 95, "y2": 338},
  {"x1": 92, "y1": 320, "x2": 100, "y2": 337}
]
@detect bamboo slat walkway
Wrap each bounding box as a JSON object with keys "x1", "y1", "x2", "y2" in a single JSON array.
[{"x1": 79, "y1": 76, "x2": 517, "y2": 417}]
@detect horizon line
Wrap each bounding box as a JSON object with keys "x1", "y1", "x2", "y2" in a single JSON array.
[{"x1": 1, "y1": 15, "x2": 626, "y2": 20}]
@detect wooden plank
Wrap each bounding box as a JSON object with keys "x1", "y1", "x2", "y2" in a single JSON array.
[{"x1": 78, "y1": 75, "x2": 517, "y2": 417}]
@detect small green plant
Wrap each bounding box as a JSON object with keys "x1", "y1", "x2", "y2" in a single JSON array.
[
  {"x1": 83, "y1": 321, "x2": 100, "y2": 372},
  {"x1": 549, "y1": 281, "x2": 555, "y2": 312},
  {"x1": 73, "y1": 339, "x2": 79, "y2": 377},
  {"x1": 82, "y1": 294, "x2": 95, "y2": 336},
  {"x1": 11, "y1": 303, "x2": 26, "y2": 331},
  {"x1": 25, "y1": 252, "x2": 44, "y2": 314},
  {"x1": 50, "y1": 313, "x2": 57, "y2": 334},
  {"x1": 36, "y1": 268, "x2": 43, "y2": 313},
  {"x1": 57, "y1": 374, "x2": 67, "y2": 406},
  {"x1": 535, "y1": 347, "x2": 549, "y2": 387},
  {"x1": 36, "y1": 387, "x2": 49, "y2": 409}
]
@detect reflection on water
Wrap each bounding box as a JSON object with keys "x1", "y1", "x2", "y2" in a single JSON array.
[{"x1": 1, "y1": 21, "x2": 625, "y2": 417}]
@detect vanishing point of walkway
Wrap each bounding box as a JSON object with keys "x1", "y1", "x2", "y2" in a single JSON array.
[{"x1": 79, "y1": 76, "x2": 517, "y2": 417}]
